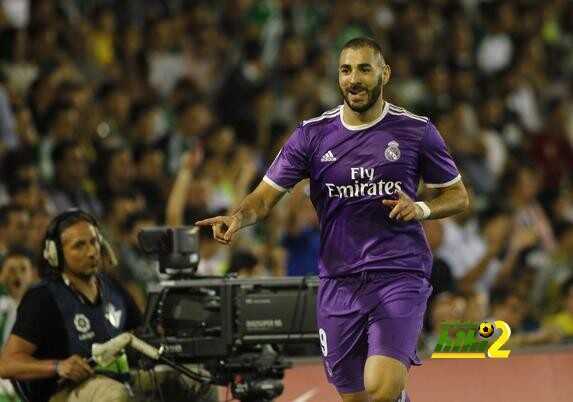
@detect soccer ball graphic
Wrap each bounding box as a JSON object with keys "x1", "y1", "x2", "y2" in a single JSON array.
[{"x1": 478, "y1": 322, "x2": 495, "y2": 338}]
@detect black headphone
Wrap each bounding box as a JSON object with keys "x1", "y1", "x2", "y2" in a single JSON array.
[{"x1": 43, "y1": 209, "x2": 117, "y2": 270}]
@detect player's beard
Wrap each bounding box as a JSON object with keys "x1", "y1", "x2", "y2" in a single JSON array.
[{"x1": 339, "y1": 75, "x2": 383, "y2": 113}]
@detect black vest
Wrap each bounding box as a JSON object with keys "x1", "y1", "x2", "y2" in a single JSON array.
[{"x1": 46, "y1": 273, "x2": 127, "y2": 358}]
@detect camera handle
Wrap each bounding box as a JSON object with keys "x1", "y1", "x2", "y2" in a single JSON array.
[{"x1": 92, "y1": 333, "x2": 211, "y2": 385}]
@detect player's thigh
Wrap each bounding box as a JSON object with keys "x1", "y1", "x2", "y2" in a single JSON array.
[
  {"x1": 364, "y1": 355, "x2": 407, "y2": 400},
  {"x1": 366, "y1": 276, "x2": 430, "y2": 368}
]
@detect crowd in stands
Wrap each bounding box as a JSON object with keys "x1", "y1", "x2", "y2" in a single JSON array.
[{"x1": 0, "y1": 0, "x2": 572, "y2": 359}]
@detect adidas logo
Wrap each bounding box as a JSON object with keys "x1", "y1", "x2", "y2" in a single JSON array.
[{"x1": 321, "y1": 150, "x2": 337, "y2": 162}]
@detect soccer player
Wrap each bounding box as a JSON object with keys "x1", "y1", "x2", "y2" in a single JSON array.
[{"x1": 196, "y1": 37, "x2": 469, "y2": 402}]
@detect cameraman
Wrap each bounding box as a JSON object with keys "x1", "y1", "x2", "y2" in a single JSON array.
[{"x1": 0, "y1": 210, "x2": 141, "y2": 402}]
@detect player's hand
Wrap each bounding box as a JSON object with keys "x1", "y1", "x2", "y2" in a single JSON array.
[
  {"x1": 382, "y1": 191, "x2": 423, "y2": 221},
  {"x1": 56, "y1": 355, "x2": 94, "y2": 382},
  {"x1": 195, "y1": 214, "x2": 242, "y2": 245}
]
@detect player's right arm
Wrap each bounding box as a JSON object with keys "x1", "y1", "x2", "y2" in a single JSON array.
[
  {"x1": 195, "y1": 180, "x2": 285, "y2": 244},
  {"x1": 197, "y1": 124, "x2": 310, "y2": 244}
]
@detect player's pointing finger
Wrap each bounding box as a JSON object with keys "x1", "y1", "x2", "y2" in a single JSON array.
[{"x1": 195, "y1": 217, "x2": 223, "y2": 226}]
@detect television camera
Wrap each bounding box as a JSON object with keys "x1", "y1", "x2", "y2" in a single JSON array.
[{"x1": 131, "y1": 227, "x2": 319, "y2": 402}]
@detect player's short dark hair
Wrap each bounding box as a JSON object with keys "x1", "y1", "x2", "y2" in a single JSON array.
[{"x1": 341, "y1": 37, "x2": 385, "y2": 64}]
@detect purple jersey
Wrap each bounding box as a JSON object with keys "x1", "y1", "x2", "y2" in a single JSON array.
[{"x1": 264, "y1": 102, "x2": 460, "y2": 278}]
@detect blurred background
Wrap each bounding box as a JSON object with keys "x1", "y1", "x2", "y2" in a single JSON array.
[{"x1": 0, "y1": 0, "x2": 572, "y2": 399}]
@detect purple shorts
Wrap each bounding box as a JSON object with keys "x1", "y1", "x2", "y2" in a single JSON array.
[{"x1": 317, "y1": 270, "x2": 432, "y2": 393}]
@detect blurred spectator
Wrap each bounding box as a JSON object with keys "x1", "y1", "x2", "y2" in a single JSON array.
[
  {"x1": 434, "y1": 200, "x2": 509, "y2": 294},
  {"x1": 490, "y1": 288, "x2": 562, "y2": 348},
  {"x1": 0, "y1": 246, "x2": 37, "y2": 399},
  {"x1": 133, "y1": 143, "x2": 169, "y2": 219},
  {"x1": 128, "y1": 100, "x2": 163, "y2": 146},
  {"x1": 422, "y1": 220, "x2": 456, "y2": 298},
  {"x1": 38, "y1": 100, "x2": 80, "y2": 179},
  {"x1": 0, "y1": 78, "x2": 17, "y2": 151},
  {"x1": 12, "y1": 102, "x2": 39, "y2": 147},
  {"x1": 95, "y1": 80, "x2": 132, "y2": 144},
  {"x1": 147, "y1": 16, "x2": 188, "y2": 96},
  {"x1": 28, "y1": 208, "x2": 52, "y2": 257},
  {"x1": 0, "y1": 247, "x2": 38, "y2": 344},
  {"x1": 503, "y1": 162, "x2": 557, "y2": 254},
  {"x1": 476, "y1": 3, "x2": 515, "y2": 75},
  {"x1": 281, "y1": 182, "x2": 319, "y2": 277},
  {"x1": 0, "y1": 204, "x2": 30, "y2": 257},
  {"x1": 228, "y1": 249, "x2": 265, "y2": 278},
  {"x1": 544, "y1": 278, "x2": 573, "y2": 339},
  {"x1": 102, "y1": 190, "x2": 146, "y2": 243},
  {"x1": 529, "y1": 97, "x2": 573, "y2": 195},
  {"x1": 6, "y1": 178, "x2": 42, "y2": 210},
  {"x1": 96, "y1": 145, "x2": 135, "y2": 207},
  {"x1": 87, "y1": 6, "x2": 116, "y2": 68},
  {"x1": 217, "y1": 39, "x2": 267, "y2": 143},
  {"x1": 0, "y1": 146, "x2": 41, "y2": 205},
  {"x1": 165, "y1": 97, "x2": 212, "y2": 174},
  {"x1": 48, "y1": 139, "x2": 102, "y2": 217},
  {"x1": 166, "y1": 148, "x2": 205, "y2": 226}
]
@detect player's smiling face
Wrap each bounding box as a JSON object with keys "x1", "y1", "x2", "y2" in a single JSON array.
[{"x1": 338, "y1": 47, "x2": 389, "y2": 113}]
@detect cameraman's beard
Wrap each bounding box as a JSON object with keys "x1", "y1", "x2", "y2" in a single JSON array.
[
  {"x1": 339, "y1": 75, "x2": 383, "y2": 113},
  {"x1": 71, "y1": 271, "x2": 96, "y2": 282}
]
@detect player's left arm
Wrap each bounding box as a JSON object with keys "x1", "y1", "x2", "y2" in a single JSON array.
[
  {"x1": 385, "y1": 120, "x2": 470, "y2": 221},
  {"x1": 419, "y1": 180, "x2": 469, "y2": 219},
  {"x1": 383, "y1": 180, "x2": 469, "y2": 221}
]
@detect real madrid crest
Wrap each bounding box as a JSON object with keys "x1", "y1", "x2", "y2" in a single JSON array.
[
  {"x1": 74, "y1": 313, "x2": 91, "y2": 333},
  {"x1": 384, "y1": 140, "x2": 400, "y2": 161}
]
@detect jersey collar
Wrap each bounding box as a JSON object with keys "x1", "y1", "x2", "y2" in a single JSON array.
[{"x1": 340, "y1": 101, "x2": 389, "y2": 131}]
